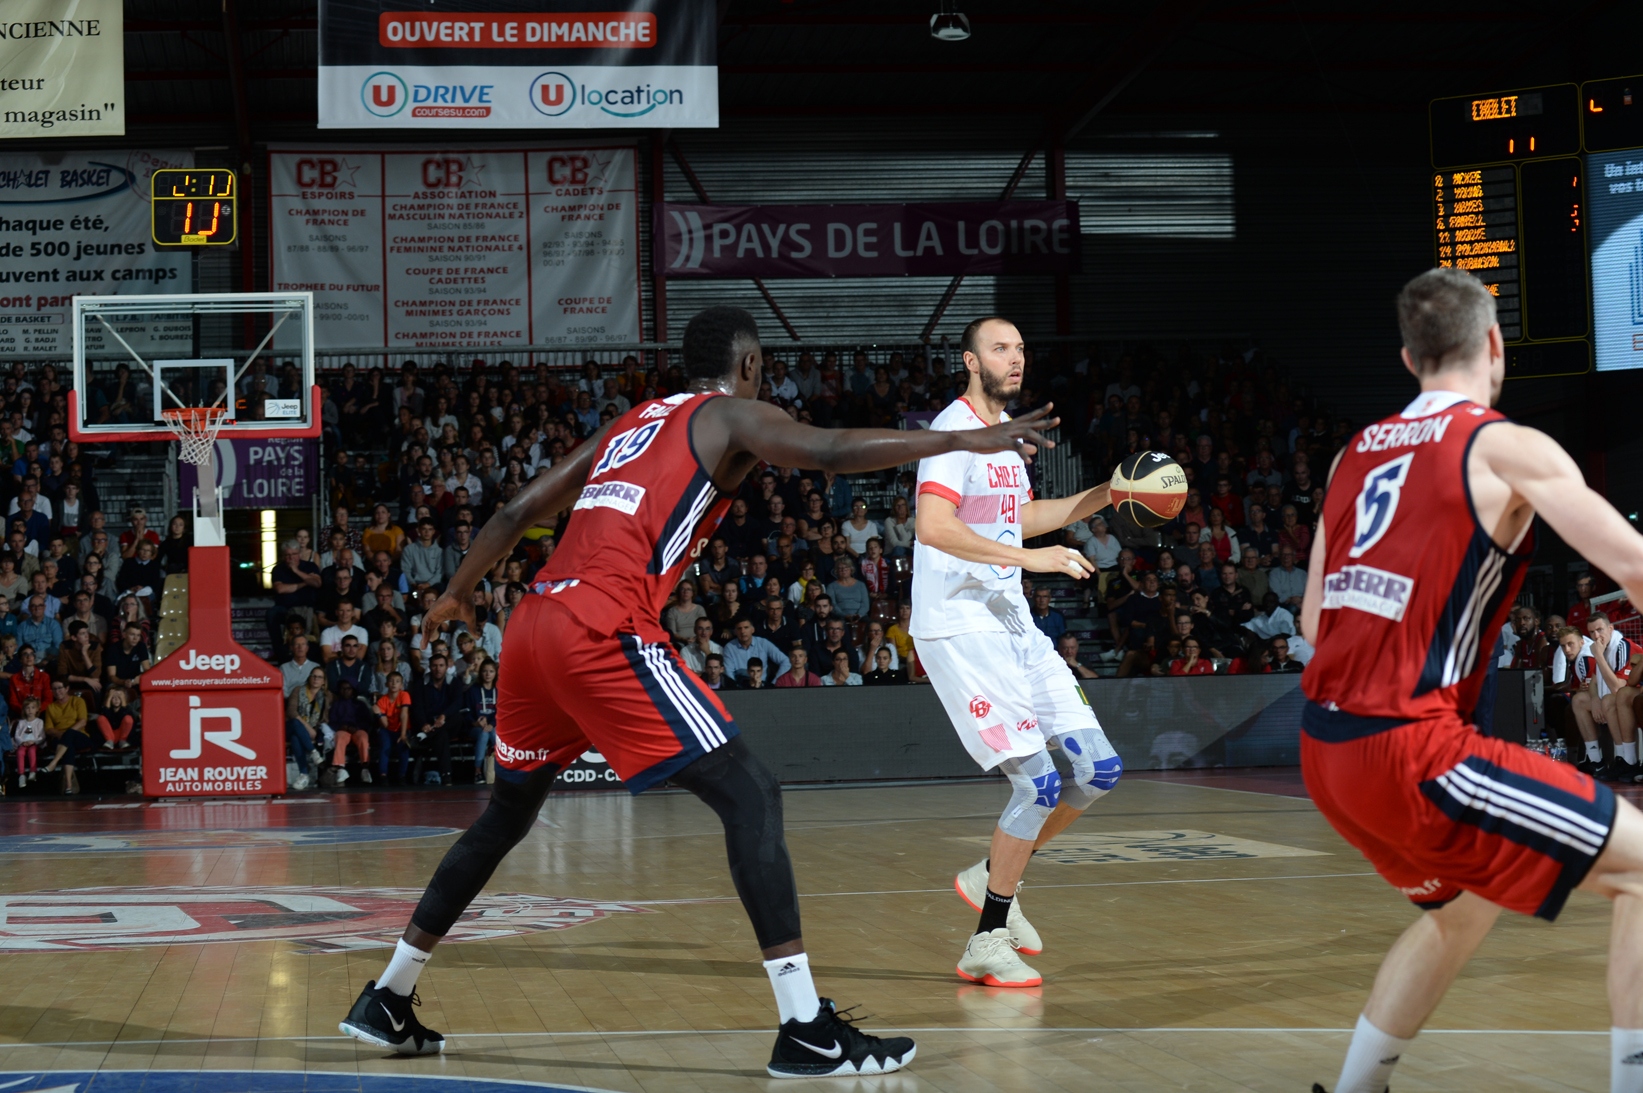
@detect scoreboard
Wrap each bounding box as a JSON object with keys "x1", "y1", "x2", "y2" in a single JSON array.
[{"x1": 1430, "y1": 75, "x2": 1643, "y2": 378}]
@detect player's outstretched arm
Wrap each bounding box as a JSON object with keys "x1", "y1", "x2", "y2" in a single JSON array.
[
  {"x1": 705, "y1": 396, "x2": 1059, "y2": 473},
  {"x1": 1479, "y1": 423, "x2": 1643, "y2": 604},
  {"x1": 915, "y1": 495, "x2": 1094, "y2": 578},
  {"x1": 1021, "y1": 482, "x2": 1113, "y2": 539},
  {"x1": 420, "y1": 422, "x2": 613, "y2": 644}
]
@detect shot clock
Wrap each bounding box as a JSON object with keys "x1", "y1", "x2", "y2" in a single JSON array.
[{"x1": 151, "y1": 169, "x2": 237, "y2": 247}]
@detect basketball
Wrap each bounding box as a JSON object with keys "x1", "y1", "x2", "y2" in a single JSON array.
[{"x1": 1111, "y1": 451, "x2": 1188, "y2": 527}]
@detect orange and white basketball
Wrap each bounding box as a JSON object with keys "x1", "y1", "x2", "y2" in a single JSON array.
[{"x1": 1111, "y1": 451, "x2": 1188, "y2": 527}]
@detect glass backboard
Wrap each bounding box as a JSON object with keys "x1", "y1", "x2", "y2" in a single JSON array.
[{"x1": 70, "y1": 292, "x2": 318, "y2": 442}]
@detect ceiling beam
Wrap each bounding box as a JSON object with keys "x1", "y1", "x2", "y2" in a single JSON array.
[{"x1": 1059, "y1": 0, "x2": 1212, "y2": 143}]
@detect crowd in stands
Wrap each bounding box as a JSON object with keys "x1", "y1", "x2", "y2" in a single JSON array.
[{"x1": 0, "y1": 360, "x2": 175, "y2": 796}]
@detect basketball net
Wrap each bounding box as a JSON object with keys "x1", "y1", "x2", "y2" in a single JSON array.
[{"x1": 162, "y1": 406, "x2": 228, "y2": 545}]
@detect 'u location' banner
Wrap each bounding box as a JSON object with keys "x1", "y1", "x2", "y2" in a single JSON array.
[
  {"x1": 655, "y1": 201, "x2": 1082, "y2": 278},
  {"x1": 317, "y1": 0, "x2": 717, "y2": 129},
  {"x1": 269, "y1": 143, "x2": 641, "y2": 350}
]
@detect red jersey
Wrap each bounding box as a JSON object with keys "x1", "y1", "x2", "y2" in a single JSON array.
[
  {"x1": 532, "y1": 392, "x2": 733, "y2": 638},
  {"x1": 1303, "y1": 391, "x2": 1532, "y2": 723}
]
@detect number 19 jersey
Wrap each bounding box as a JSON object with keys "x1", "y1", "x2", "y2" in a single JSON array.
[{"x1": 1303, "y1": 390, "x2": 1533, "y2": 723}]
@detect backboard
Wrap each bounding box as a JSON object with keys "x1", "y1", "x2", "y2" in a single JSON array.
[{"x1": 70, "y1": 292, "x2": 319, "y2": 443}]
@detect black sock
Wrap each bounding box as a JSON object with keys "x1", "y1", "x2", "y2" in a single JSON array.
[{"x1": 977, "y1": 888, "x2": 1013, "y2": 934}]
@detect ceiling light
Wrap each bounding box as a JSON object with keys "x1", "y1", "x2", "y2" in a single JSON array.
[{"x1": 930, "y1": 4, "x2": 971, "y2": 41}]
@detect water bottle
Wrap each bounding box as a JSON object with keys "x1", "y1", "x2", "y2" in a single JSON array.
[{"x1": 1551, "y1": 738, "x2": 1568, "y2": 762}]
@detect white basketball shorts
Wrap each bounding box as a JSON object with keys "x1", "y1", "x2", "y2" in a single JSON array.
[{"x1": 919, "y1": 625, "x2": 1108, "y2": 769}]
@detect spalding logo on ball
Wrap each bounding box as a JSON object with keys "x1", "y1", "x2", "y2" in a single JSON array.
[{"x1": 1111, "y1": 451, "x2": 1188, "y2": 528}]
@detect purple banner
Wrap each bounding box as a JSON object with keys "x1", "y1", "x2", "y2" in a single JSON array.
[
  {"x1": 177, "y1": 439, "x2": 319, "y2": 509},
  {"x1": 655, "y1": 201, "x2": 1080, "y2": 278}
]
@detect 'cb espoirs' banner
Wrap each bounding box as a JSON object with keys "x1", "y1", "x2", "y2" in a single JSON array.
[{"x1": 317, "y1": 0, "x2": 717, "y2": 130}]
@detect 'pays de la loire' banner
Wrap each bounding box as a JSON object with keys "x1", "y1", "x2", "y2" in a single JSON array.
[
  {"x1": 655, "y1": 201, "x2": 1082, "y2": 278},
  {"x1": 0, "y1": 0, "x2": 125, "y2": 138},
  {"x1": 178, "y1": 438, "x2": 318, "y2": 509},
  {"x1": 269, "y1": 143, "x2": 641, "y2": 350},
  {"x1": 317, "y1": 0, "x2": 717, "y2": 129},
  {"x1": 0, "y1": 149, "x2": 193, "y2": 356}
]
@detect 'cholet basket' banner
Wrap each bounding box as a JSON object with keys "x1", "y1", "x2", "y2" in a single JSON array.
[{"x1": 655, "y1": 200, "x2": 1081, "y2": 278}]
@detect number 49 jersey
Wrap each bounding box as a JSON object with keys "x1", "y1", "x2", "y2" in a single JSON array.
[{"x1": 1302, "y1": 390, "x2": 1533, "y2": 723}]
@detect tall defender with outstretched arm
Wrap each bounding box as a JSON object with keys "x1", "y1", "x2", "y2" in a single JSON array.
[
  {"x1": 1303, "y1": 268, "x2": 1643, "y2": 1093},
  {"x1": 337, "y1": 307, "x2": 1060, "y2": 1079}
]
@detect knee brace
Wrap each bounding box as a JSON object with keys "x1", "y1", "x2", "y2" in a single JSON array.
[
  {"x1": 1054, "y1": 728, "x2": 1123, "y2": 809},
  {"x1": 997, "y1": 749, "x2": 1061, "y2": 840},
  {"x1": 672, "y1": 737, "x2": 802, "y2": 951},
  {"x1": 411, "y1": 764, "x2": 558, "y2": 937}
]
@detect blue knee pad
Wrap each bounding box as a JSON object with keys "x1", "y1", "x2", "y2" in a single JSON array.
[
  {"x1": 1056, "y1": 729, "x2": 1122, "y2": 808},
  {"x1": 997, "y1": 750, "x2": 1059, "y2": 839}
]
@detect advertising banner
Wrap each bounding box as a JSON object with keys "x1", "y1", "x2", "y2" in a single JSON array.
[
  {"x1": 269, "y1": 143, "x2": 640, "y2": 350},
  {"x1": 0, "y1": 148, "x2": 192, "y2": 357},
  {"x1": 318, "y1": 0, "x2": 717, "y2": 130},
  {"x1": 178, "y1": 438, "x2": 318, "y2": 510},
  {"x1": 656, "y1": 201, "x2": 1082, "y2": 278},
  {"x1": 0, "y1": 0, "x2": 124, "y2": 138}
]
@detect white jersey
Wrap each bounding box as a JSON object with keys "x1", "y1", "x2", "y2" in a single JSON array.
[{"x1": 910, "y1": 397, "x2": 1032, "y2": 640}]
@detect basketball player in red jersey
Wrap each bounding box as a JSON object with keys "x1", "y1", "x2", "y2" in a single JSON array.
[
  {"x1": 338, "y1": 307, "x2": 1058, "y2": 1078},
  {"x1": 1303, "y1": 268, "x2": 1643, "y2": 1093}
]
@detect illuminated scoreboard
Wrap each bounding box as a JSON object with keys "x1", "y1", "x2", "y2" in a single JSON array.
[
  {"x1": 150, "y1": 169, "x2": 238, "y2": 247},
  {"x1": 1429, "y1": 84, "x2": 1588, "y2": 379}
]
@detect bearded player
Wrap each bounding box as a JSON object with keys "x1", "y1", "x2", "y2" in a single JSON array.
[
  {"x1": 337, "y1": 307, "x2": 1059, "y2": 1077},
  {"x1": 1303, "y1": 268, "x2": 1643, "y2": 1093},
  {"x1": 912, "y1": 316, "x2": 1123, "y2": 988}
]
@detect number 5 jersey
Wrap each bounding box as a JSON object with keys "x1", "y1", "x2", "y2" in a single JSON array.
[{"x1": 1302, "y1": 389, "x2": 1533, "y2": 723}]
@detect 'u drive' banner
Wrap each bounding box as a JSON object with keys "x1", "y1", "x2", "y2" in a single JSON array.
[
  {"x1": 317, "y1": 0, "x2": 717, "y2": 129},
  {"x1": 655, "y1": 201, "x2": 1082, "y2": 278}
]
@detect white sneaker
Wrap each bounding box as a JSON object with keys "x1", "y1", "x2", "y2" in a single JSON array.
[
  {"x1": 954, "y1": 860, "x2": 1043, "y2": 954},
  {"x1": 334, "y1": 767, "x2": 349, "y2": 786},
  {"x1": 956, "y1": 928, "x2": 1042, "y2": 988},
  {"x1": 360, "y1": 768, "x2": 373, "y2": 785}
]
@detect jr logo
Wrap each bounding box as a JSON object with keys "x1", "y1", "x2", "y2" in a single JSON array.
[{"x1": 170, "y1": 696, "x2": 256, "y2": 761}]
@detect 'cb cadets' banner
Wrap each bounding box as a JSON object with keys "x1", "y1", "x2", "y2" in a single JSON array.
[
  {"x1": 655, "y1": 201, "x2": 1082, "y2": 278},
  {"x1": 269, "y1": 142, "x2": 641, "y2": 350},
  {"x1": 0, "y1": 149, "x2": 193, "y2": 357},
  {"x1": 0, "y1": 0, "x2": 124, "y2": 138},
  {"x1": 318, "y1": 0, "x2": 717, "y2": 130}
]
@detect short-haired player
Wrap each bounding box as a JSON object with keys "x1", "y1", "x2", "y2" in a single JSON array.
[
  {"x1": 338, "y1": 306, "x2": 1059, "y2": 1078},
  {"x1": 1303, "y1": 267, "x2": 1643, "y2": 1093},
  {"x1": 913, "y1": 316, "x2": 1124, "y2": 988}
]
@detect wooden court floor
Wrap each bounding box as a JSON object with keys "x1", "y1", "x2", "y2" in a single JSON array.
[{"x1": 0, "y1": 771, "x2": 1635, "y2": 1093}]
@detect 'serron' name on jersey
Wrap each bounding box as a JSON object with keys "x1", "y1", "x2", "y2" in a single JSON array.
[
  {"x1": 532, "y1": 392, "x2": 733, "y2": 638},
  {"x1": 1303, "y1": 394, "x2": 1532, "y2": 723}
]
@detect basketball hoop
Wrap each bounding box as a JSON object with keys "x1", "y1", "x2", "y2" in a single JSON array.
[{"x1": 161, "y1": 406, "x2": 229, "y2": 466}]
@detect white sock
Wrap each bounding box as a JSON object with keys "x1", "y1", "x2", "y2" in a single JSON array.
[
  {"x1": 763, "y1": 952, "x2": 820, "y2": 1024},
  {"x1": 1614, "y1": 1028, "x2": 1643, "y2": 1093},
  {"x1": 1589, "y1": 740, "x2": 1606, "y2": 763},
  {"x1": 378, "y1": 938, "x2": 431, "y2": 997},
  {"x1": 1622, "y1": 742, "x2": 1638, "y2": 765},
  {"x1": 1335, "y1": 1013, "x2": 1412, "y2": 1093}
]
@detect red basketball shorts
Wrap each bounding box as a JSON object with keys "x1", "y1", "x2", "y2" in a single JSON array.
[
  {"x1": 494, "y1": 595, "x2": 738, "y2": 793},
  {"x1": 1301, "y1": 702, "x2": 1616, "y2": 920}
]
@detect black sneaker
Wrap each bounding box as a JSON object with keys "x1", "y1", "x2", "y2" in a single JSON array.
[
  {"x1": 339, "y1": 980, "x2": 445, "y2": 1055},
  {"x1": 1576, "y1": 758, "x2": 1604, "y2": 775},
  {"x1": 1596, "y1": 758, "x2": 1640, "y2": 783},
  {"x1": 767, "y1": 997, "x2": 916, "y2": 1078}
]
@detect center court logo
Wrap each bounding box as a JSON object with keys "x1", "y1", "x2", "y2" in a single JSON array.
[
  {"x1": 0, "y1": 885, "x2": 648, "y2": 952},
  {"x1": 361, "y1": 72, "x2": 407, "y2": 117}
]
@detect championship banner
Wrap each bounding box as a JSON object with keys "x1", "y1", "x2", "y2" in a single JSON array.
[
  {"x1": 0, "y1": 148, "x2": 192, "y2": 356},
  {"x1": 0, "y1": 0, "x2": 124, "y2": 138},
  {"x1": 269, "y1": 143, "x2": 641, "y2": 350},
  {"x1": 317, "y1": 0, "x2": 717, "y2": 130},
  {"x1": 655, "y1": 201, "x2": 1081, "y2": 278}
]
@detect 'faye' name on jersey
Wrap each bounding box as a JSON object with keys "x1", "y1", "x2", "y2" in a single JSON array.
[{"x1": 1355, "y1": 415, "x2": 1452, "y2": 453}]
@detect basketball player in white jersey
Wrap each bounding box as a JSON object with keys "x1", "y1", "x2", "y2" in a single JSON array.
[{"x1": 912, "y1": 316, "x2": 1124, "y2": 986}]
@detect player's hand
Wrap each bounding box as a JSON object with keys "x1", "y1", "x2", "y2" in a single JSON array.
[
  {"x1": 966, "y1": 404, "x2": 1059, "y2": 459},
  {"x1": 420, "y1": 590, "x2": 476, "y2": 646},
  {"x1": 1023, "y1": 546, "x2": 1095, "y2": 579}
]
